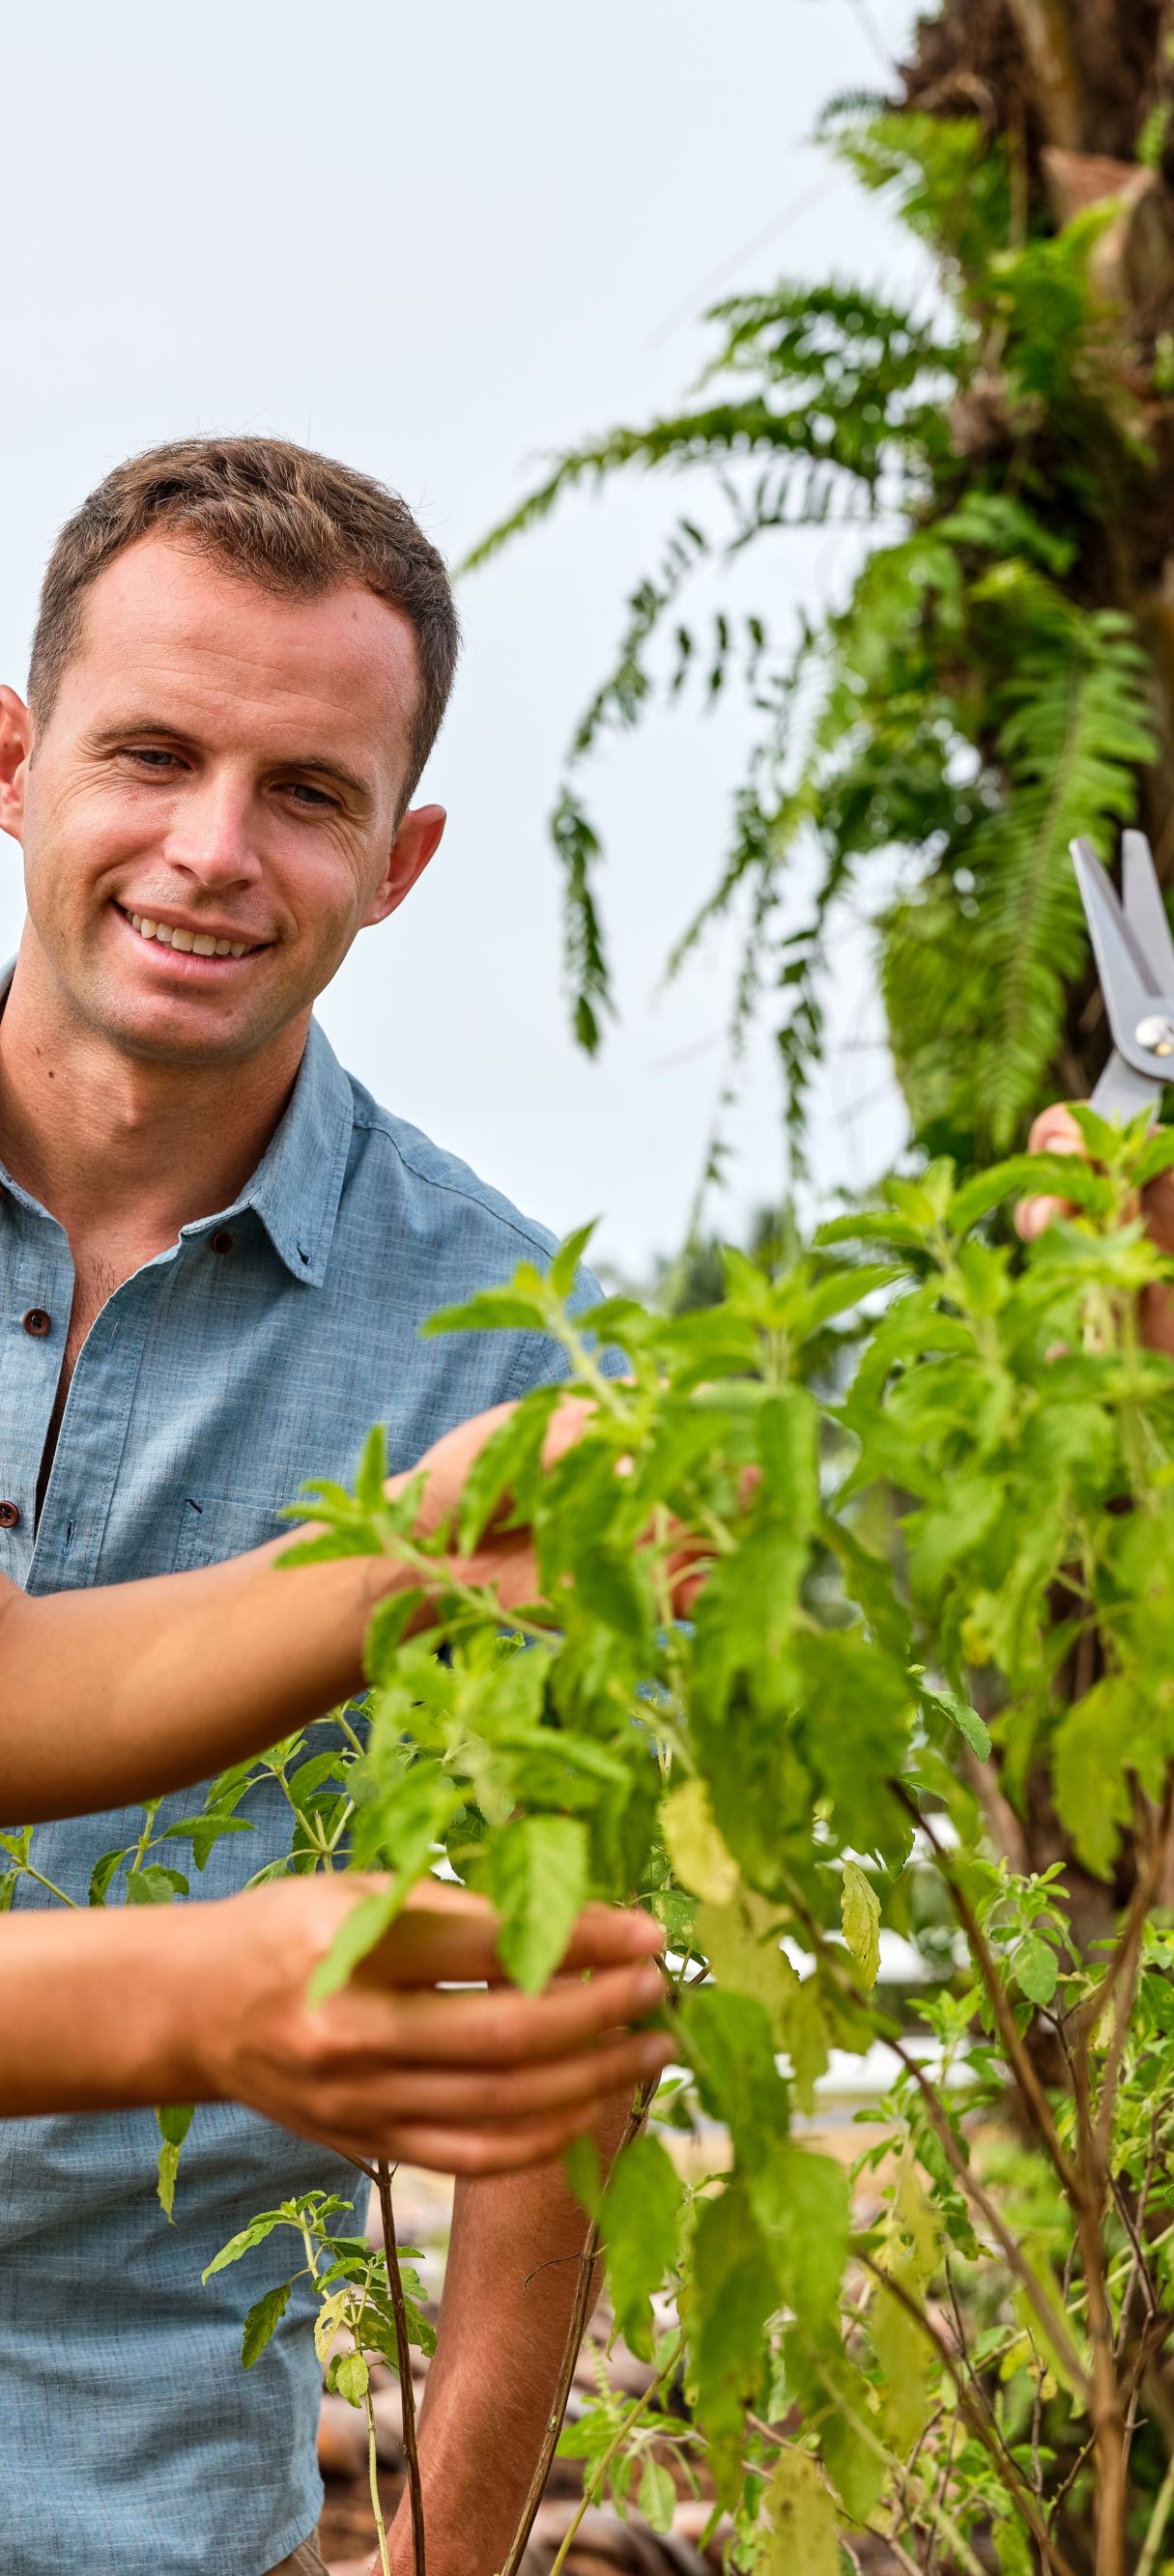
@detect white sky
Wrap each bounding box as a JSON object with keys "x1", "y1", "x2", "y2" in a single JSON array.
[{"x1": 1, "y1": 0, "x2": 925, "y2": 1274}]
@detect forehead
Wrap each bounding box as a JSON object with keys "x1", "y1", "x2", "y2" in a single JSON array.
[{"x1": 53, "y1": 533, "x2": 417, "y2": 771}]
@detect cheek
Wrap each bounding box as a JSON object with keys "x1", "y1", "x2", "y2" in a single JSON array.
[{"x1": 280, "y1": 841, "x2": 370, "y2": 949}]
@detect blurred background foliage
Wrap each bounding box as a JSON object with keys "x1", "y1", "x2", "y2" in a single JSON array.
[{"x1": 470, "y1": 0, "x2": 1174, "y2": 1188}]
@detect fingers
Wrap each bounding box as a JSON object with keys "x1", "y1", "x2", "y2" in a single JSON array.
[
  {"x1": 326, "y1": 2106, "x2": 619, "y2": 2178},
  {"x1": 358, "y1": 1885, "x2": 663, "y2": 1990},
  {"x1": 1016, "y1": 1100, "x2": 1086, "y2": 1243},
  {"x1": 331, "y1": 2026, "x2": 672, "y2": 2132},
  {"x1": 377, "y1": 1957, "x2": 666, "y2": 2068}
]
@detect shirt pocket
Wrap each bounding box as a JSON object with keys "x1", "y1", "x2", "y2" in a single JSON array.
[{"x1": 171, "y1": 1489, "x2": 295, "y2": 1573}]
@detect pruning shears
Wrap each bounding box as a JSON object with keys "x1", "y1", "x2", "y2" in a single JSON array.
[{"x1": 1071, "y1": 831, "x2": 1174, "y2": 1124}]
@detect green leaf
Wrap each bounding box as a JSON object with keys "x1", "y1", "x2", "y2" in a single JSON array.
[
  {"x1": 690, "y1": 2181, "x2": 777, "y2": 2504},
  {"x1": 1052, "y1": 1679, "x2": 1135, "y2": 1880},
  {"x1": 308, "y1": 1885, "x2": 407, "y2": 2006},
  {"x1": 758, "y1": 2449, "x2": 840, "y2": 2576},
  {"x1": 88, "y1": 1846, "x2": 129, "y2": 1906},
  {"x1": 203, "y1": 2212, "x2": 288, "y2": 2281},
  {"x1": 753, "y1": 2145, "x2": 848, "y2": 2332},
  {"x1": 599, "y1": 2135, "x2": 683, "y2": 2362},
  {"x1": 841, "y1": 1860, "x2": 881, "y2": 1989},
  {"x1": 696, "y1": 1885, "x2": 793, "y2": 2040},
  {"x1": 242, "y1": 2279, "x2": 294, "y2": 2369},
  {"x1": 155, "y1": 2099, "x2": 193, "y2": 2215},
  {"x1": 455, "y1": 1384, "x2": 560, "y2": 1553},
  {"x1": 1015, "y1": 1933, "x2": 1059, "y2": 2007},
  {"x1": 486, "y1": 1813, "x2": 589, "y2": 1992},
  {"x1": 331, "y1": 2348, "x2": 371, "y2": 2407},
  {"x1": 660, "y1": 1778, "x2": 738, "y2": 1904},
  {"x1": 637, "y1": 2455, "x2": 677, "y2": 2534},
  {"x1": 126, "y1": 1864, "x2": 188, "y2": 1905},
  {"x1": 353, "y1": 1422, "x2": 388, "y2": 1514},
  {"x1": 550, "y1": 1219, "x2": 600, "y2": 1298},
  {"x1": 921, "y1": 1684, "x2": 990, "y2": 1763},
  {"x1": 679, "y1": 1986, "x2": 789, "y2": 2169}
]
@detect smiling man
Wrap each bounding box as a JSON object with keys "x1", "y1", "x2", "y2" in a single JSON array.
[{"x1": 0, "y1": 439, "x2": 629, "y2": 2576}]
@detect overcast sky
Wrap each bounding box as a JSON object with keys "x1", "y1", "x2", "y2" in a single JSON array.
[{"x1": 1, "y1": 0, "x2": 925, "y2": 1274}]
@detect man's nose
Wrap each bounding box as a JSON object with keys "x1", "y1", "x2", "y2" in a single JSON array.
[{"x1": 161, "y1": 778, "x2": 265, "y2": 888}]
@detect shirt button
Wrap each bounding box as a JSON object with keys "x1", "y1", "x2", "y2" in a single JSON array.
[
  {"x1": 22, "y1": 1308, "x2": 51, "y2": 1338},
  {"x1": 210, "y1": 1231, "x2": 233, "y2": 1256},
  {"x1": 0, "y1": 1502, "x2": 20, "y2": 1529}
]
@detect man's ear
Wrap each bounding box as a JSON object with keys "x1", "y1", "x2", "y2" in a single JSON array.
[
  {"x1": 363, "y1": 802, "x2": 446, "y2": 928},
  {"x1": 0, "y1": 689, "x2": 31, "y2": 846}
]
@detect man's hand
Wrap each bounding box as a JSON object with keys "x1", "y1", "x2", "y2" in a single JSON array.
[
  {"x1": 1017, "y1": 1100, "x2": 1174, "y2": 1357},
  {"x1": 186, "y1": 1876, "x2": 671, "y2": 2174},
  {"x1": 406, "y1": 1391, "x2": 716, "y2": 1618}
]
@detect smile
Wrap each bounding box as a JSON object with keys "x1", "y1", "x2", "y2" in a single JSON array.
[{"x1": 115, "y1": 904, "x2": 267, "y2": 959}]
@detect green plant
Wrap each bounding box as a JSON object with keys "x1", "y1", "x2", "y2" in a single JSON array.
[{"x1": 176, "y1": 1112, "x2": 1174, "y2": 2575}]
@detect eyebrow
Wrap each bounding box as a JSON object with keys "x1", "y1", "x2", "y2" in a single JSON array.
[{"x1": 86, "y1": 718, "x2": 375, "y2": 807}]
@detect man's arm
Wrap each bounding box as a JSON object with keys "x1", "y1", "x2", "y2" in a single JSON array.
[
  {"x1": 0, "y1": 1399, "x2": 582, "y2": 1822},
  {"x1": 387, "y1": 2090, "x2": 635, "y2": 2576}
]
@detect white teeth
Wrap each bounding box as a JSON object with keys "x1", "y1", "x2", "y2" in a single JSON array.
[{"x1": 123, "y1": 905, "x2": 252, "y2": 956}]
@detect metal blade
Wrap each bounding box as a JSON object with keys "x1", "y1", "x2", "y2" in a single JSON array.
[
  {"x1": 1123, "y1": 830, "x2": 1174, "y2": 994},
  {"x1": 1072, "y1": 837, "x2": 1159, "y2": 1060},
  {"x1": 1089, "y1": 1049, "x2": 1160, "y2": 1125}
]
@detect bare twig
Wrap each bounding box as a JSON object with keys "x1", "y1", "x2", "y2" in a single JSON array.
[
  {"x1": 889, "y1": 2033, "x2": 1090, "y2": 2396},
  {"x1": 375, "y1": 2162, "x2": 426, "y2": 2576},
  {"x1": 857, "y1": 2252, "x2": 1080, "y2": 2576},
  {"x1": 891, "y1": 1785, "x2": 1080, "y2": 2197}
]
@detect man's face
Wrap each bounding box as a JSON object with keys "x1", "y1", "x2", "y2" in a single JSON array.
[{"x1": 1, "y1": 535, "x2": 444, "y2": 1065}]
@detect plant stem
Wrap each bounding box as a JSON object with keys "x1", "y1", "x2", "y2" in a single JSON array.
[
  {"x1": 547, "y1": 2335, "x2": 682, "y2": 2576},
  {"x1": 22, "y1": 1860, "x2": 80, "y2": 1909},
  {"x1": 375, "y1": 2163, "x2": 426, "y2": 2576}
]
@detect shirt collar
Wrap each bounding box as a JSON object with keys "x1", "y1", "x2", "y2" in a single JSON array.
[
  {"x1": 227, "y1": 1015, "x2": 354, "y2": 1287},
  {"x1": 0, "y1": 965, "x2": 355, "y2": 1289}
]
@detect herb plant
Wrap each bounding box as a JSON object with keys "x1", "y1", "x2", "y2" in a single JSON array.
[{"x1": 177, "y1": 1111, "x2": 1174, "y2": 2576}]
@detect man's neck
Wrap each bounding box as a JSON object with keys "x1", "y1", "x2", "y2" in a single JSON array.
[{"x1": 0, "y1": 953, "x2": 307, "y2": 1266}]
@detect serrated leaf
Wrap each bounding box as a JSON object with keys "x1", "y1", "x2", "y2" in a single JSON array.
[
  {"x1": 599, "y1": 2135, "x2": 683, "y2": 2361},
  {"x1": 486, "y1": 1813, "x2": 588, "y2": 1992},
  {"x1": 242, "y1": 2279, "x2": 293, "y2": 2369}
]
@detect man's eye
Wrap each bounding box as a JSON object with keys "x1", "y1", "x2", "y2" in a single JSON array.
[
  {"x1": 122, "y1": 748, "x2": 179, "y2": 772},
  {"x1": 283, "y1": 781, "x2": 338, "y2": 810}
]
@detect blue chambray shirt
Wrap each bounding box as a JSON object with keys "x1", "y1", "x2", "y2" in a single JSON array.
[{"x1": 0, "y1": 1007, "x2": 595, "y2": 2576}]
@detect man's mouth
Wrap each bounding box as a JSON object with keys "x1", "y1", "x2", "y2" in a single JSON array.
[{"x1": 115, "y1": 903, "x2": 268, "y2": 959}]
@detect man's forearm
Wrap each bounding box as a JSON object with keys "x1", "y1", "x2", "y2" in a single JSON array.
[{"x1": 386, "y1": 2089, "x2": 635, "y2": 2576}]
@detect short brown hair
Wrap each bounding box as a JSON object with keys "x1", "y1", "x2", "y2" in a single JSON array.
[{"x1": 29, "y1": 435, "x2": 461, "y2": 806}]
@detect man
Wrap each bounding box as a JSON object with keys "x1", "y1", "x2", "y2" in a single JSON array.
[{"x1": 0, "y1": 437, "x2": 639, "y2": 2576}]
